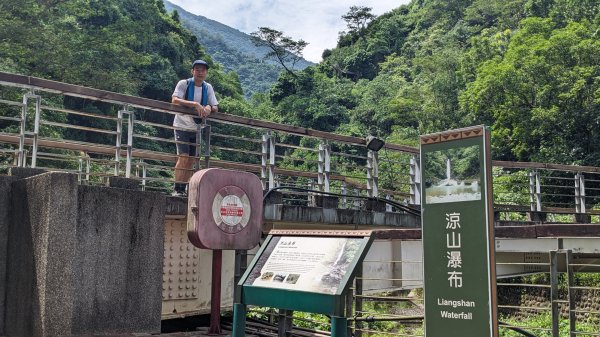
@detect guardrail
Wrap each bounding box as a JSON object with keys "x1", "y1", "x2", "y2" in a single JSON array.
[
  {"x1": 2, "y1": 71, "x2": 600, "y2": 218},
  {"x1": 0, "y1": 72, "x2": 418, "y2": 208}
]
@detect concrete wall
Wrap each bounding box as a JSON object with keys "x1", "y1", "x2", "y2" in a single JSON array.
[
  {"x1": 0, "y1": 175, "x2": 16, "y2": 336},
  {"x1": 6, "y1": 173, "x2": 77, "y2": 337},
  {"x1": 4, "y1": 172, "x2": 166, "y2": 337},
  {"x1": 72, "y1": 185, "x2": 165, "y2": 334}
]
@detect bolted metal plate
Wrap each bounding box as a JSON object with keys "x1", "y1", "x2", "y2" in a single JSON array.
[{"x1": 163, "y1": 219, "x2": 200, "y2": 300}]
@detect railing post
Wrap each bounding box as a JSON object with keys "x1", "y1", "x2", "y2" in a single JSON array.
[
  {"x1": 261, "y1": 131, "x2": 270, "y2": 190},
  {"x1": 318, "y1": 140, "x2": 330, "y2": 192},
  {"x1": 115, "y1": 106, "x2": 124, "y2": 176},
  {"x1": 269, "y1": 134, "x2": 275, "y2": 190},
  {"x1": 566, "y1": 250, "x2": 576, "y2": 337},
  {"x1": 15, "y1": 90, "x2": 42, "y2": 168},
  {"x1": 575, "y1": 173, "x2": 586, "y2": 214},
  {"x1": 385, "y1": 194, "x2": 392, "y2": 212},
  {"x1": 308, "y1": 179, "x2": 316, "y2": 207},
  {"x1": 125, "y1": 109, "x2": 134, "y2": 178},
  {"x1": 78, "y1": 157, "x2": 84, "y2": 183},
  {"x1": 341, "y1": 181, "x2": 347, "y2": 209},
  {"x1": 197, "y1": 119, "x2": 211, "y2": 169},
  {"x1": 367, "y1": 150, "x2": 378, "y2": 198},
  {"x1": 85, "y1": 153, "x2": 91, "y2": 183},
  {"x1": 529, "y1": 170, "x2": 542, "y2": 212},
  {"x1": 28, "y1": 93, "x2": 41, "y2": 168},
  {"x1": 410, "y1": 154, "x2": 421, "y2": 205},
  {"x1": 550, "y1": 250, "x2": 559, "y2": 337},
  {"x1": 139, "y1": 159, "x2": 147, "y2": 191},
  {"x1": 17, "y1": 92, "x2": 26, "y2": 166},
  {"x1": 354, "y1": 265, "x2": 363, "y2": 337}
]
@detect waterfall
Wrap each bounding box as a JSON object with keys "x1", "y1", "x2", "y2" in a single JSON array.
[{"x1": 446, "y1": 158, "x2": 451, "y2": 180}]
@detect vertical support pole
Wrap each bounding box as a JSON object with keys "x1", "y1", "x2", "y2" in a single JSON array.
[
  {"x1": 196, "y1": 118, "x2": 211, "y2": 171},
  {"x1": 115, "y1": 108, "x2": 124, "y2": 176},
  {"x1": 367, "y1": 150, "x2": 379, "y2": 198},
  {"x1": 410, "y1": 154, "x2": 421, "y2": 205},
  {"x1": 308, "y1": 179, "x2": 316, "y2": 207},
  {"x1": 566, "y1": 250, "x2": 576, "y2": 337},
  {"x1": 261, "y1": 131, "x2": 270, "y2": 190},
  {"x1": 233, "y1": 250, "x2": 248, "y2": 306},
  {"x1": 345, "y1": 289, "x2": 353, "y2": 337},
  {"x1": 550, "y1": 250, "x2": 559, "y2": 337},
  {"x1": 324, "y1": 141, "x2": 331, "y2": 192},
  {"x1": 575, "y1": 173, "x2": 586, "y2": 215},
  {"x1": 29, "y1": 94, "x2": 41, "y2": 168},
  {"x1": 341, "y1": 181, "x2": 347, "y2": 209},
  {"x1": 355, "y1": 265, "x2": 363, "y2": 337},
  {"x1": 78, "y1": 157, "x2": 83, "y2": 183},
  {"x1": 277, "y1": 309, "x2": 293, "y2": 337},
  {"x1": 269, "y1": 133, "x2": 276, "y2": 190},
  {"x1": 85, "y1": 154, "x2": 91, "y2": 183},
  {"x1": 232, "y1": 303, "x2": 247, "y2": 337},
  {"x1": 575, "y1": 172, "x2": 581, "y2": 213},
  {"x1": 318, "y1": 140, "x2": 330, "y2": 192},
  {"x1": 535, "y1": 171, "x2": 542, "y2": 211},
  {"x1": 209, "y1": 249, "x2": 222, "y2": 335},
  {"x1": 140, "y1": 159, "x2": 147, "y2": 191},
  {"x1": 529, "y1": 170, "x2": 542, "y2": 212},
  {"x1": 331, "y1": 316, "x2": 348, "y2": 337},
  {"x1": 125, "y1": 109, "x2": 134, "y2": 178},
  {"x1": 17, "y1": 93, "x2": 29, "y2": 167}
]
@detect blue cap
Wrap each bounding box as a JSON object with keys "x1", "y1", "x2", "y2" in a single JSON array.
[{"x1": 192, "y1": 59, "x2": 209, "y2": 69}]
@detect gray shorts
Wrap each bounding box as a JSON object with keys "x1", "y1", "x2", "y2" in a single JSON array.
[{"x1": 174, "y1": 130, "x2": 197, "y2": 157}]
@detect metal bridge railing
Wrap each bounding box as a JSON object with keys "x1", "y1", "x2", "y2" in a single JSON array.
[
  {"x1": 3, "y1": 72, "x2": 600, "y2": 218},
  {"x1": 0, "y1": 72, "x2": 416, "y2": 207}
]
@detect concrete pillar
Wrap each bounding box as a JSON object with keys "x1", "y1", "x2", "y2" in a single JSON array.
[
  {"x1": 5, "y1": 171, "x2": 166, "y2": 336},
  {"x1": 6, "y1": 172, "x2": 78, "y2": 337},
  {"x1": 0, "y1": 175, "x2": 17, "y2": 336},
  {"x1": 71, "y1": 185, "x2": 165, "y2": 334}
]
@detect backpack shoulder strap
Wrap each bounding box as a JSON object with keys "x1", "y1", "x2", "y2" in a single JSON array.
[
  {"x1": 201, "y1": 82, "x2": 208, "y2": 106},
  {"x1": 185, "y1": 78, "x2": 195, "y2": 101}
]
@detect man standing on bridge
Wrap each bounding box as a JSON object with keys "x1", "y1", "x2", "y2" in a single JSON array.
[{"x1": 171, "y1": 59, "x2": 219, "y2": 196}]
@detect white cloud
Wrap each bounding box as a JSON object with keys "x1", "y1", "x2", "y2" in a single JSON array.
[{"x1": 168, "y1": 0, "x2": 410, "y2": 62}]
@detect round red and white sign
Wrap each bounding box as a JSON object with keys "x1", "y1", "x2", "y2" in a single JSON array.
[{"x1": 212, "y1": 185, "x2": 251, "y2": 234}]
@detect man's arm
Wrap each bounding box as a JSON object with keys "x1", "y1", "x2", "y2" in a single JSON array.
[
  {"x1": 172, "y1": 96, "x2": 200, "y2": 109},
  {"x1": 172, "y1": 95, "x2": 210, "y2": 117}
]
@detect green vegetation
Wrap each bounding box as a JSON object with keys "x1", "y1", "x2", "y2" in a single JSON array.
[
  {"x1": 250, "y1": 0, "x2": 600, "y2": 168},
  {"x1": 163, "y1": 1, "x2": 313, "y2": 98},
  {"x1": 499, "y1": 312, "x2": 599, "y2": 337},
  {"x1": 2, "y1": 0, "x2": 600, "y2": 191}
]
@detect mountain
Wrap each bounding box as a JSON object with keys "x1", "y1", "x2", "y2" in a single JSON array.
[{"x1": 163, "y1": 1, "x2": 314, "y2": 98}]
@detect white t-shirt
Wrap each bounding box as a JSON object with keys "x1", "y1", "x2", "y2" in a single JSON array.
[{"x1": 172, "y1": 79, "x2": 218, "y2": 130}]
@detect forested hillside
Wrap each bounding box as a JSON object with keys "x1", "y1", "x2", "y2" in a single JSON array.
[
  {"x1": 163, "y1": 1, "x2": 313, "y2": 98},
  {"x1": 0, "y1": 0, "x2": 247, "y2": 142},
  {"x1": 1, "y1": 0, "x2": 599, "y2": 168},
  {"x1": 255, "y1": 0, "x2": 600, "y2": 166}
]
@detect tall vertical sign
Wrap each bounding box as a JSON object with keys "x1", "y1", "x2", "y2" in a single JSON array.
[{"x1": 420, "y1": 126, "x2": 497, "y2": 337}]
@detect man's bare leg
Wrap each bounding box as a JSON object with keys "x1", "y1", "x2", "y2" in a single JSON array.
[{"x1": 174, "y1": 154, "x2": 195, "y2": 194}]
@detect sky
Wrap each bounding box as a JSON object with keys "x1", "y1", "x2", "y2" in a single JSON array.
[{"x1": 168, "y1": 0, "x2": 411, "y2": 63}]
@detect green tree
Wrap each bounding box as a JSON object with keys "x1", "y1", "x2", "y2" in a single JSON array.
[{"x1": 250, "y1": 27, "x2": 308, "y2": 78}]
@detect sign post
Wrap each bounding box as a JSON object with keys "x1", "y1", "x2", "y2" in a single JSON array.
[{"x1": 420, "y1": 126, "x2": 498, "y2": 337}]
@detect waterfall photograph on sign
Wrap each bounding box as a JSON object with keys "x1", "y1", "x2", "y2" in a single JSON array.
[{"x1": 424, "y1": 145, "x2": 481, "y2": 204}]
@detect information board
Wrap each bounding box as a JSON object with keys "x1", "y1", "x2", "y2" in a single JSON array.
[
  {"x1": 239, "y1": 230, "x2": 373, "y2": 315},
  {"x1": 420, "y1": 126, "x2": 498, "y2": 337},
  {"x1": 244, "y1": 236, "x2": 364, "y2": 294}
]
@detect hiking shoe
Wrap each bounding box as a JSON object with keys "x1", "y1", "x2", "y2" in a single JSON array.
[{"x1": 171, "y1": 190, "x2": 187, "y2": 197}]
